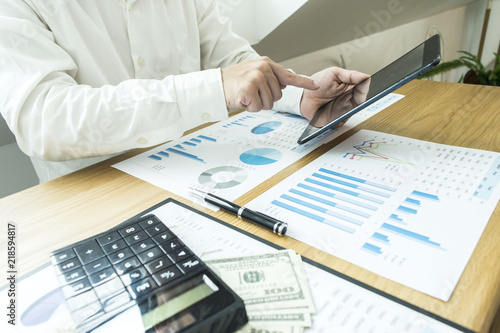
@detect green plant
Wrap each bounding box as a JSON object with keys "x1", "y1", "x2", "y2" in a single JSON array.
[{"x1": 419, "y1": 50, "x2": 500, "y2": 86}]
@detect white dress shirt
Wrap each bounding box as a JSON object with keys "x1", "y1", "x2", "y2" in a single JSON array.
[{"x1": 0, "y1": 0, "x2": 303, "y2": 182}]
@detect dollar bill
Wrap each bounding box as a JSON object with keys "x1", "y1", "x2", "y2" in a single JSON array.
[
  {"x1": 237, "y1": 322, "x2": 304, "y2": 333},
  {"x1": 205, "y1": 249, "x2": 314, "y2": 331},
  {"x1": 247, "y1": 308, "x2": 312, "y2": 327}
]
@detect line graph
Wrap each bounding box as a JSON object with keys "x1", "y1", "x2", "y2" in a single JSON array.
[{"x1": 343, "y1": 140, "x2": 414, "y2": 165}]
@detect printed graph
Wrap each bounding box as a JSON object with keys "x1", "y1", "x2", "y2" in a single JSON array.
[
  {"x1": 247, "y1": 129, "x2": 500, "y2": 300},
  {"x1": 271, "y1": 167, "x2": 396, "y2": 234},
  {"x1": 239, "y1": 148, "x2": 282, "y2": 166},
  {"x1": 251, "y1": 121, "x2": 282, "y2": 134},
  {"x1": 222, "y1": 114, "x2": 255, "y2": 128},
  {"x1": 343, "y1": 139, "x2": 414, "y2": 165},
  {"x1": 363, "y1": 189, "x2": 445, "y2": 256},
  {"x1": 148, "y1": 134, "x2": 218, "y2": 163}
]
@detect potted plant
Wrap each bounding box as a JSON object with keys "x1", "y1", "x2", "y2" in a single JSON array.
[{"x1": 419, "y1": 50, "x2": 500, "y2": 86}]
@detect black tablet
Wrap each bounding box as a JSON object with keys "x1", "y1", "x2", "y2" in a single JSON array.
[{"x1": 297, "y1": 34, "x2": 441, "y2": 144}]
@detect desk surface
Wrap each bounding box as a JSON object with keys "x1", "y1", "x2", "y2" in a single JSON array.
[{"x1": 1, "y1": 80, "x2": 499, "y2": 333}]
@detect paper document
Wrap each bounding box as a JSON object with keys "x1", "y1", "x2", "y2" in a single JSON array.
[
  {"x1": 113, "y1": 94, "x2": 404, "y2": 205},
  {"x1": 247, "y1": 129, "x2": 500, "y2": 300}
]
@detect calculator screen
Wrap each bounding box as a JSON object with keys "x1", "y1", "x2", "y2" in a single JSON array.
[{"x1": 140, "y1": 273, "x2": 219, "y2": 331}]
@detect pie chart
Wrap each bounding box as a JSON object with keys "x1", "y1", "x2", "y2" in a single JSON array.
[
  {"x1": 251, "y1": 121, "x2": 282, "y2": 135},
  {"x1": 198, "y1": 166, "x2": 247, "y2": 189},
  {"x1": 239, "y1": 148, "x2": 282, "y2": 166}
]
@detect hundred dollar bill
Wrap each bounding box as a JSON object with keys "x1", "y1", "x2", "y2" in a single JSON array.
[
  {"x1": 205, "y1": 249, "x2": 315, "y2": 312},
  {"x1": 237, "y1": 323, "x2": 303, "y2": 333},
  {"x1": 247, "y1": 308, "x2": 312, "y2": 327}
]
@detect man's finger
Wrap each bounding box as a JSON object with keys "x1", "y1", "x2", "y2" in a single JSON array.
[
  {"x1": 264, "y1": 72, "x2": 283, "y2": 102},
  {"x1": 269, "y1": 63, "x2": 318, "y2": 90}
]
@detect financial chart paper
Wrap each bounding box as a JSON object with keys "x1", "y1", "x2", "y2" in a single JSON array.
[
  {"x1": 247, "y1": 129, "x2": 500, "y2": 301},
  {"x1": 113, "y1": 95, "x2": 404, "y2": 205}
]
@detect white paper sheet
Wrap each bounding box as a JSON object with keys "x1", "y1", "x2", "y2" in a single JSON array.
[
  {"x1": 113, "y1": 94, "x2": 404, "y2": 205},
  {"x1": 246, "y1": 130, "x2": 500, "y2": 301}
]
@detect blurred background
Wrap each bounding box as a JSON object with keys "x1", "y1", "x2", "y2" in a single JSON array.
[{"x1": 1, "y1": 0, "x2": 499, "y2": 198}]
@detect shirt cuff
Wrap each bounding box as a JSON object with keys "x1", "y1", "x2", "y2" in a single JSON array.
[
  {"x1": 272, "y1": 84, "x2": 304, "y2": 116},
  {"x1": 173, "y1": 68, "x2": 228, "y2": 129}
]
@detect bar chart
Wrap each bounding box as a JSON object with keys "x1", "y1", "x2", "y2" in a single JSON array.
[
  {"x1": 115, "y1": 94, "x2": 404, "y2": 203},
  {"x1": 114, "y1": 110, "x2": 336, "y2": 203},
  {"x1": 247, "y1": 130, "x2": 500, "y2": 300}
]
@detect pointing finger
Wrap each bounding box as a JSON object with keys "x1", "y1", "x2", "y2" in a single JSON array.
[{"x1": 269, "y1": 63, "x2": 319, "y2": 90}]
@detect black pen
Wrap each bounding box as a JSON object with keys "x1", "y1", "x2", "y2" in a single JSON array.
[{"x1": 188, "y1": 188, "x2": 288, "y2": 236}]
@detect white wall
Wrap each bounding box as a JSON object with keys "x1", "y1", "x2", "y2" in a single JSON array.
[
  {"x1": 217, "y1": 0, "x2": 307, "y2": 44},
  {"x1": 481, "y1": 1, "x2": 500, "y2": 68},
  {"x1": 220, "y1": 0, "x2": 498, "y2": 84},
  {"x1": 280, "y1": 3, "x2": 487, "y2": 83}
]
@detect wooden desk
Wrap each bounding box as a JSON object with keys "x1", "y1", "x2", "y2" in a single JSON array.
[{"x1": 1, "y1": 80, "x2": 499, "y2": 332}]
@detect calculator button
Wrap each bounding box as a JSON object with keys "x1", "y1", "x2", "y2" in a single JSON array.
[
  {"x1": 120, "y1": 267, "x2": 148, "y2": 286},
  {"x1": 124, "y1": 230, "x2": 148, "y2": 246},
  {"x1": 89, "y1": 266, "x2": 117, "y2": 286},
  {"x1": 128, "y1": 277, "x2": 158, "y2": 300},
  {"x1": 62, "y1": 277, "x2": 92, "y2": 298},
  {"x1": 103, "y1": 291, "x2": 131, "y2": 313},
  {"x1": 114, "y1": 256, "x2": 141, "y2": 275},
  {"x1": 152, "y1": 231, "x2": 174, "y2": 245},
  {"x1": 102, "y1": 239, "x2": 127, "y2": 255},
  {"x1": 84, "y1": 257, "x2": 111, "y2": 276},
  {"x1": 118, "y1": 224, "x2": 141, "y2": 237},
  {"x1": 159, "y1": 239, "x2": 182, "y2": 253},
  {"x1": 130, "y1": 238, "x2": 156, "y2": 254},
  {"x1": 72, "y1": 301, "x2": 102, "y2": 327},
  {"x1": 145, "y1": 256, "x2": 174, "y2": 275},
  {"x1": 60, "y1": 267, "x2": 86, "y2": 285},
  {"x1": 74, "y1": 241, "x2": 105, "y2": 265},
  {"x1": 169, "y1": 247, "x2": 193, "y2": 263},
  {"x1": 66, "y1": 290, "x2": 98, "y2": 312},
  {"x1": 52, "y1": 249, "x2": 76, "y2": 264},
  {"x1": 96, "y1": 231, "x2": 121, "y2": 246},
  {"x1": 94, "y1": 277, "x2": 125, "y2": 300},
  {"x1": 137, "y1": 246, "x2": 164, "y2": 264},
  {"x1": 152, "y1": 266, "x2": 182, "y2": 286},
  {"x1": 55, "y1": 257, "x2": 81, "y2": 275},
  {"x1": 178, "y1": 257, "x2": 203, "y2": 273},
  {"x1": 108, "y1": 247, "x2": 134, "y2": 264},
  {"x1": 145, "y1": 223, "x2": 167, "y2": 237},
  {"x1": 138, "y1": 216, "x2": 160, "y2": 229}
]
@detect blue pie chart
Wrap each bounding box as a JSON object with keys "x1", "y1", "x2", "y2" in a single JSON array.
[
  {"x1": 251, "y1": 121, "x2": 282, "y2": 135},
  {"x1": 240, "y1": 148, "x2": 282, "y2": 166}
]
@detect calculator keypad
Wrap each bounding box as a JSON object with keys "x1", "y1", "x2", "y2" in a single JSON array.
[{"x1": 51, "y1": 215, "x2": 204, "y2": 331}]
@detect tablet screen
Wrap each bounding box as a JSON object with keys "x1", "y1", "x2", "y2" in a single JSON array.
[{"x1": 297, "y1": 35, "x2": 440, "y2": 144}]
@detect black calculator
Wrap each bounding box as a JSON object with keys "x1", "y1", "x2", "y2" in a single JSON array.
[{"x1": 50, "y1": 214, "x2": 248, "y2": 332}]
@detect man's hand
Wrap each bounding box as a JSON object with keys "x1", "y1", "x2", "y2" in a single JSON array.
[
  {"x1": 300, "y1": 67, "x2": 370, "y2": 122},
  {"x1": 221, "y1": 56, "x2": 318, "y2": 112}
]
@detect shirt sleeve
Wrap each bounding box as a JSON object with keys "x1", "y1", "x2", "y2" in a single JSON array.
[
  {"x1": 0, "y1": 1, "x2": 241, "y2": 162},
  {"x1": 273, "y1": 85, "x2": 304, "y2": 116}
]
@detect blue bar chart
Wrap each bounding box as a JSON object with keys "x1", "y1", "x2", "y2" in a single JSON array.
[
  {"x1": 147, "y1": 134, "x2": 218, "y2": 163},
  {"x1": 270, "y1": 168, "x2": 396, "y2": 236}
]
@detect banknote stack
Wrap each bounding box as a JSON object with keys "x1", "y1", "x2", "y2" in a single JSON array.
[{"x1": 205, "y1": 249, "x2": 315, "y2": 333}]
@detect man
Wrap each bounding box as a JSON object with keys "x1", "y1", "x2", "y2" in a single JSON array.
[{"x1": 0, "y1": 0, "x2": 369, "y2": 182}]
